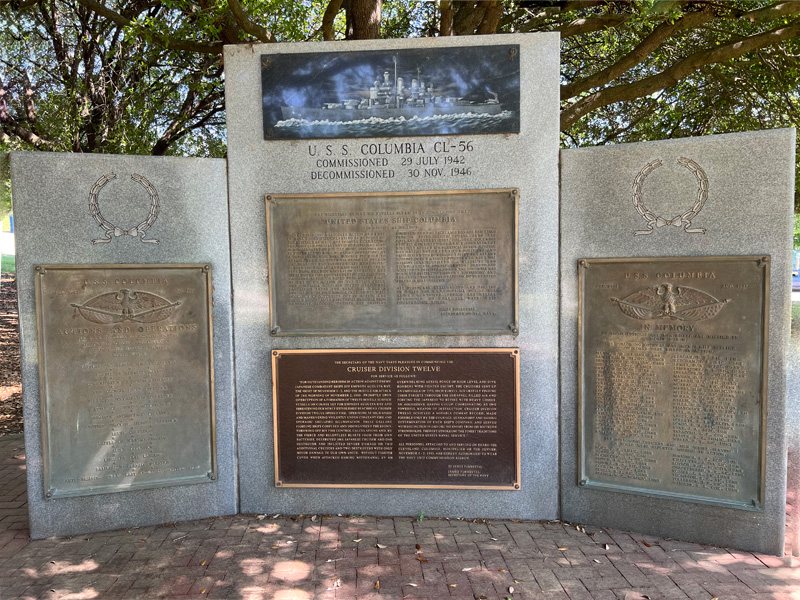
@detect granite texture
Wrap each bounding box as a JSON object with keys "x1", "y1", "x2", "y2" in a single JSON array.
[
  {"x1": 787, "y1": 317, "x2": 800, "y2": 556},
  {"x1": 224, "y1": 34, "x2": 560, "y2": 519},
  {"x1": 9, "y1": 151, "x2": 237, "y2": 539},
  {"x1": 560, "y1": 129, "x2": 796, "y2": 555}
]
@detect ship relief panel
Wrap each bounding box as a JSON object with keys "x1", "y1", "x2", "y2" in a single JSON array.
[
  {"x1": 261, "y1": 45, "x2": 520, "y2": 139},
  {"x1": 578, "y1": 256, "x2": 768, "y2": 510},
  {"x1": 34, "y1": 264, "x2": 217, "y2": 498}
]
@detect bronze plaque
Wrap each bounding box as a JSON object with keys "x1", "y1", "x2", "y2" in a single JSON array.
[
  {"x1": 266, "y1": 190, "x2": 518, "y2": 335},
  {"x1": 34, "y1": 264, "x2": 217, "y2": 498},
  {"x1": 273, "y1": 348, "x2": 520, "y2": 488},
  {"x1": 579, "y1": 256, "x2": 769, "y2": 510}
]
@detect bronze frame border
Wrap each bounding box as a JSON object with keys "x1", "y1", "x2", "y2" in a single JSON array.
[
  {"x1": 34, "y1": 263, "x2": 218, "y2": 499},
  {"x1": 271, "y1": 347, "x2": 521, "y2": 489},
  {"x1": 576, "y1": 255, "x2": 770, "y2": 511},
  {"x1": 265, "y1": 189, "x2": 519, "y2": 336}
]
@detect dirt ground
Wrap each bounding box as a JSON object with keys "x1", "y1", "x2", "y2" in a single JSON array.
[{"x1": 0, "y1": 274, "x2": 22, "y2": 436}]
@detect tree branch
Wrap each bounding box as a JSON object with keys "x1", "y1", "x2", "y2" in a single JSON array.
[
  {"x1": 74, "y1": 0, "x2": 224, "y2": 53},
  {"x1": 0, "y1": 0, "x2": 40, "y2": 7},
  {"x1": 562, "y1": 7, "x2": 717, "y2": 100},
  {"x1": 226, "y1": 0, "x2": 274, "y2": 43},
  {"x1": 561, "y1": 17, "x2": 800, "y2": 130},
  {"x1": 439, "y1": 0, "x2": 453, "y2": 36},
  {"x1": 476, "y1": 0, "x2": 503, "y2": 35},
  {"x1": 558, "y1": 13, "x2": 631, "y2": 38},
  {"x1": 322, "y1": 0, "x2": 343, "y2": 40}
]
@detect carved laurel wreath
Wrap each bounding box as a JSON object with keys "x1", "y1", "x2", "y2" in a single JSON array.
[
  {"x1": 632, "y1": 157, "x2": 708, "y2": 236},
  {"x1": 89, "y1": 173, "x2": 160, "y2": 245}
]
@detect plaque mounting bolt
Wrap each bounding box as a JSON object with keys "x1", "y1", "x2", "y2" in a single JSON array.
[
  {"x1": 276, "y1": 481, "x2": 282, "y2": 487},
  {"x1": 271, "y1": 326, "x2": 280, "y2": 335},
  {"x1": 45, "y1": 491, "x2": 52, "y2": 498},
  {"x1": 514, "y1": 484, "x2": 520, "y2": 489},
  {"x1": 758, "y1": 256, "x2": 770, "y2": 267},
  {"x1": 35, "y1": 266, "x2": 45, "y2": 274},
  {"x1": 509, "y1": 324, "x2": 518, "y2": 335},
  {"x1": 208, "y1": 472, "x2": 216, "y2": 480},
  {"x1": 203, "y1": 265, "x2": 210, "y2": 272},
  {"x1": 578, "y1": 260, "x2": 588, "y2": 269},
  {"x1": 578, "y1": 479, "x2": 587, "y2": 487}
]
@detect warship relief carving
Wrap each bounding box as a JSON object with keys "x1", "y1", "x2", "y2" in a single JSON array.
[
  {"x1": 632, "y1": 157, "x2": 708, "y2": 236},
  {"x1": 89, "y1": 173, "x2": 160, "y2": 244}
]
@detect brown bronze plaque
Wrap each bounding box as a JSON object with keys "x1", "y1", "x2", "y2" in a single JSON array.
[
  {"x1": 34, "y1": 264, "x2": 217, "y2": 498},
  {"x1": 273, "y1": 348, "x2": 520, "y2": 488},
  {"x1": 266, "y1": 190, "x2": 518, "y2": 335},
  {"x1": 578, "y1": 256, "x2": 769, "y2": 510}
]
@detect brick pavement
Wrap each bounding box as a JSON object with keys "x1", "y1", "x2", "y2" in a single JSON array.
[{"x1": 1, "y1": 435, "x2": 799, "y2": 600}]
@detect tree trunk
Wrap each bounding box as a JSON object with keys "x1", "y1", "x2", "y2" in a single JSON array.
[
  {"x1": 346, "y1": 0, "x2": 381, "y2": 40},
  {"x1": 439, "y1": 0, "x2": 453, "y2": 36},
  {"x1": 322, "y1": 0, "x2": 344, "y2": 40}
]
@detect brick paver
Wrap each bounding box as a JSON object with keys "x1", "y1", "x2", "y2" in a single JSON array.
[{"x1": 1, "y1": 434, "x2": 799, "y2": 599}]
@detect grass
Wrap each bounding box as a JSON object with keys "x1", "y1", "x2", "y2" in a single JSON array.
[{"x1": 1, "y1": 254, "x2": 15, "y2": 274}]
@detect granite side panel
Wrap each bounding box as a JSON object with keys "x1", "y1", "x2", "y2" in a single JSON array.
[
  {"x1": 9, "y1": 151, "x2": 237, "y2": 539},
  {"x1": 225, "y1": 34, "x2": 560, "y2": 519},
  {"x1": 559, "y1": 129, "x2": 796, "y2": 555}
]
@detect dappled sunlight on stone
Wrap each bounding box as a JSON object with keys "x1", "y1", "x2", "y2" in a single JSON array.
[
  {"x1": 41, "y1": 558, "x2": 101, "y2": 576},
  {"x1": 47, "y1": 588, "x2": 100, "y2": 599},
  {"x1": 273, "y1": 590, "x2": 312, "y2": 600},
  {"x1": 238, "y1": 589, "x2": 271, "y2": 600},
  {"x1": 240, "y1": 557, "x2": 268, "y2": 576},
  {"x1": 271, "y1": 559, "x2": 312, "y2": 582},
  {"x1": 249, "y1": 522, "x2": 281, "y2": 534}
]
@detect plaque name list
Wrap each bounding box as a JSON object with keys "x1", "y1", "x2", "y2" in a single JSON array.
[
  {"x1": 273, "y1": 349, "x2": 520, "y2": 489},
  {"x1": 579, "y1": 256, "x2": 769, "y2": 510},
  {"x1": 35, "y1": 264, "x2": 217, "y2": 498},
  {"x1": 266, "y1": 189, "x2": 518, "y2": 335}
]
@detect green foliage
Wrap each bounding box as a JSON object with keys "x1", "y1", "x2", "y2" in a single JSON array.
[
  {"x1": 0, "y1": 254, "x2": 14, "y2": 274},
  {"x1": 794, "y1": 214, "x2": 800, "y2": 250},
  {"x1": 0, "y1": 0, "x2": 798, "y2": 203},
  {"x1": 0, "y1": 153, "x2": 9, "y2": 221}
]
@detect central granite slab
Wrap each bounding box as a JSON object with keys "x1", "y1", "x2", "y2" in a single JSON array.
[{"x1": 224, "y1": 33, "x2": 559, "y2": 519}]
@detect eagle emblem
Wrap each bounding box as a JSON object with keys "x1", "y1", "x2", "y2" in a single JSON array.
[
  {"x1": 71, "y1": 289, "x2": 180, "y2": 324},
  {"x1": 611, "y1": 283, "x2": 729, "y2": 321}
]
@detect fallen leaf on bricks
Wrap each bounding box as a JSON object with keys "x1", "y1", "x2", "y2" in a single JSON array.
[
  {"x1": 642, "y1": 540, "x2": 652, "y2": 547},
  {"x1": 376, "y1": 543, "x2": 387, "y2": 549},
  {"x1": 417, "y1": 556, "x2": 428, "y2": 562},
  {"x1": 374, "y1": 581, "x2": 380, "y2": 590},
  {"x1": 461, "y1": 567, "x2": 472, "y2": 571},
  {"x1": 508, "y1": 586, "x2": 515, "y2": 593},
  {"x1": 353, "y1": 538, "x2": 362, "y2": 543}
]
